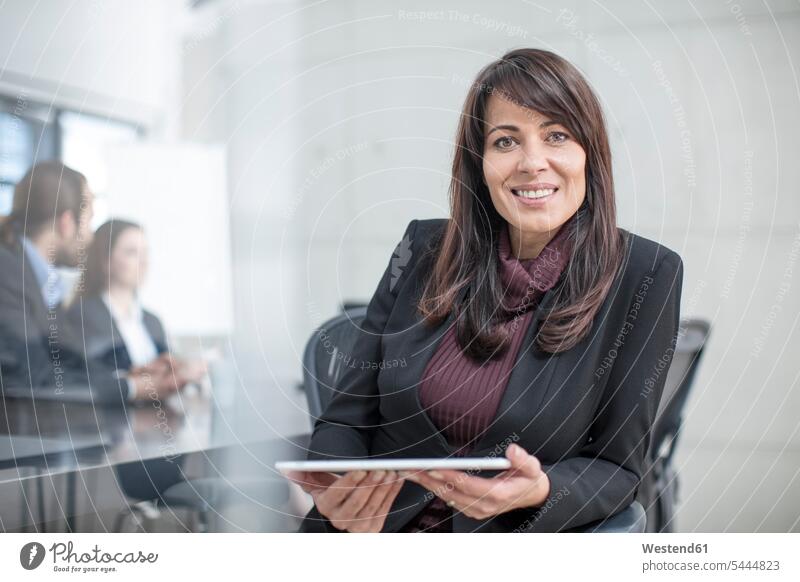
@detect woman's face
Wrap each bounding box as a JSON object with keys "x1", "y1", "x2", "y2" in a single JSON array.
[
  {"x1": 109, "y1": 227, "x2": 148, "y2": 290},
  {"x1": 482, "y1": 94, "x2": 586, "y2": 257}
]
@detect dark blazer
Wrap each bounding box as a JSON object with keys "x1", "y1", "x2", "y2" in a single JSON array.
[
  {"x1": 66, "y1": 294, "x2": 167, "y2": 372},
  {"x1": 0, "y1": 235, "x2": 130, "y2": 404},
  {"x1": 302, "y1": 218, "x2": 683, "y2": 533}
]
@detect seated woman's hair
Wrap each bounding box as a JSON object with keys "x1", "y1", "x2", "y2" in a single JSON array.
[
  {"x1": 76, "y1": 219, "x2": 142, "y2": 298},
  {"x1": 418, "y1": 48, "x2": 626, "y2": 359}
]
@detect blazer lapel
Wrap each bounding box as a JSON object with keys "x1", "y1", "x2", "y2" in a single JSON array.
[
  {"x1": 391, "y1": 286, "x2": 473, "y2": 457},
  {"x1": 80, "y1": 296, "x2": 128, "y2": 365},
  {"x1": 463, "y1": 286, "x2": 562, "y2": 456}
]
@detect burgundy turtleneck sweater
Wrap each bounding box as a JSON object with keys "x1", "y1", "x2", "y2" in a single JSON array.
[{"x1": 400, "y1": 217, "x2": 575, "y2": 532}]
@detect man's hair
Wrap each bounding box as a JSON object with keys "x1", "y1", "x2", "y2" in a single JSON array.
[{"x1": 1, "y1": 161, "x2": 88, "y2": 246}]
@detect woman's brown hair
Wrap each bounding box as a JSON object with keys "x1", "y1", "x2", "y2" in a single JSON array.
[
  {"x1": 77, "y1": 219, "x2": 142, "y2": 299},
  {"x1": 418, "y1": 48, "x2": 626, "y2": 359}
]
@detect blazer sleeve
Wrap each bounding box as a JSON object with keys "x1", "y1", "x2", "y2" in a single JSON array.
[
  {"x1": 508, "y1": 250, "x2": 684, "y2": 532},
  {"x1": 307, "y1": 219, "x2": 420, "y2": 461},
  {"x1": 0, "y1": 273, "x2": 52, "y2": 390},
  {"x1": 0, "y1": 286, "x2": 129, "y2": 406}
]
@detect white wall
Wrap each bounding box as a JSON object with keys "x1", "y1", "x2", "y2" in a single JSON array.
[
  {"x1": 182, "y1": 0, "x2": 800, "y2": 531},
  {"x1": 0, "y1": 0, "x2": 185, "y2": 133}
]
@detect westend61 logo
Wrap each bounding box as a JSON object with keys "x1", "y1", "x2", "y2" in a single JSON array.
[{"x1": 19, "y1": 541, "x2": 158, "y2": 574}]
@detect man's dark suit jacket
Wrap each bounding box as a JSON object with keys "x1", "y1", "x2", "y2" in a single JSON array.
[
  {"x1": 0, "y1": 235, "x2": 130, "y2": 404},
  {"x1": 66, "y1": 294, "x2": 167, "y2": 373},
  {"x1": 302, "y1": 218, "x2": 683, "y2": 533}
]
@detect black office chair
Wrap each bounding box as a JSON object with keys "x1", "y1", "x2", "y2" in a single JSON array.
[
  {"x1": 302, "y1": 307, "x2": 368, "y2": 426},
  {"x1": 302, "y1": 307, "x2": 657, "y2": 532},
  {"x1": 637, "y1": 319, "x2": 711, "y2": 532}
]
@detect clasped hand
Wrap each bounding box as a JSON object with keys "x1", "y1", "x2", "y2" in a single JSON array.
[{"x1": 128, "y1": 353, "x2": 208, "y2": 400}]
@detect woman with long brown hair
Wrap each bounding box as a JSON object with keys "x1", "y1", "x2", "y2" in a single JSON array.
[
  {"x1": 289, "y1": 48, "x2": 683, "y2": 533},
  {"x1": 68, "y1": 219, "x2": 205, "y2": 399},
  {"x1": 69, "y1": 220, "x2": 166, "y2": 372}
]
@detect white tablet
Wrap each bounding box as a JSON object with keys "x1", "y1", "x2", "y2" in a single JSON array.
[{"x1": 275, "y1": 458, "x2": 511, "y2": 474}]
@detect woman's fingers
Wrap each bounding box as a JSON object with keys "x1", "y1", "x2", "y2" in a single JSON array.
[
  {"x1": 434, "y1": 482, "x2": 486, "y2": 511},
  {"x1": 284, "y1": 470, "x2": 337, "y2": 494},
  {"x1": 314, "y1": 451, "x2": 545, "y2": 529},
  {"x1": 347, "y1": 472, "x2": 398, "y2": 532},
  {"x1": 283, "y1": 470, "x2": 312, "y2": 491},
  {"x1": 321, "y1": 470, "x2": 369, "y2": 506},
  {"x1": 399, "y1": 449, "x2": 548, "y2": 518},
  {"x1": 354, "y1": 472, "x2": 391, "y2": 519},
  {"x1": 316, "y1": 471, "x2": 372, "y2": 530},
  {"x1": 327, "y1": 471, "x2": 398, "y2": 532},
  {"x1": 367, "y1": 476, "x2": 405, "y2": 532},
  {"x1": 354, "y1": 473, "x2": 405, "y2": 533},
  {"x1": 356, "y1": 471, "x2": 399, "y2": 520},
  {"x1": 404, "y1": 469, "x2": 489, "y2": 499},
  {"x1": 330, "y1": 471, "x2": 406, "y2": 532},
  {"x1": 505, "y1": 444, "x2": 543, "y2": 478},
  {"x1": 400, "y1": 470, "x2": 444, "y2": 495},
  {"x1": 337, "y1": 470, "x2": 388, "y2": 518},
  {"x1": 404, "y1": 470, "x2": 507, "y2": 513}
]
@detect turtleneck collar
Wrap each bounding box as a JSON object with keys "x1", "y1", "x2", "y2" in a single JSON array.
[{"x1": 497, "y1": 214, "x2": 576, "y2": 313}]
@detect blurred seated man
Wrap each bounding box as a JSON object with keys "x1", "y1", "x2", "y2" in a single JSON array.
[
  {"x1": 0, "y1": 161, "x2": 189, "y2": 404},
  {"x1": 67, "y1": 219, "x2": 206, "y2": 397}
]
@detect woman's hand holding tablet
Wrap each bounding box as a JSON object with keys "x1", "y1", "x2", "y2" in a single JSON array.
[
  {"x1": 399, "y1": 444, "x2": 551, "y2": 521},
  {"x1": 279, "y1": 452, "x2": 543, "y2": 531},
  {"x1": 278, "y1": 458, "x2": 512, "y2": 532},
  {"x1": 283, "y1": 468, "x2": 404, "y2": 533}
]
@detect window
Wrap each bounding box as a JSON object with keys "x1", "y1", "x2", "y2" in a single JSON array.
[
  {"x1": 0, "y1": 97, "x2": 141, "y2": 223},
  {"x1": 0, "y1": 97, "x2": 59, "y2": 215},
  {"x1": 59, "y1": 111, "x2": 141, "y2": 224}
]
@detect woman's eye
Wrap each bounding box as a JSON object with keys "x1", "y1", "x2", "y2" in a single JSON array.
[
  {"x1": 546, "y1": 131, "x2": 569, "y2": 144},
  {"x1": 493, "y1": 136, "x2": 516, "y2": 149}
]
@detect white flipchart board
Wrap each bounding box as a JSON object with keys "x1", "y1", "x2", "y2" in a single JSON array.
[{"x1": 103, "y1": 143, "x2": 234, "y2": 337}]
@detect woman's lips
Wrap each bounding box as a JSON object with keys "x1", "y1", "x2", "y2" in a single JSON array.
[{"x1": 510, "y1": 186, "x2": 558, "y2": 206}]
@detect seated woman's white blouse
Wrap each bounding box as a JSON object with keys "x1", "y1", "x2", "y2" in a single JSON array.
[{"x1": 101, "y1": 293, "x2": 159, "y2": 367}]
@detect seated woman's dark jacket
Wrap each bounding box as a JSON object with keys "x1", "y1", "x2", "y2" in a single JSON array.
[
  {"x1": 67, "y1": 294, "x2": 167, "y2": 372},
  {"x1": 302, "y1": 218, "x2": 683, "y2": 533}
]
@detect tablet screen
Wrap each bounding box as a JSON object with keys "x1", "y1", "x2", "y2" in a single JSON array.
[{"x1": 276, "y1": 457, "x2": 512, "y2": 473}]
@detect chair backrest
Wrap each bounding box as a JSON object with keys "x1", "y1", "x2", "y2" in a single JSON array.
[
  {"x1": 649, "y1": 318, "x2": 711, "y2": 461},
  {"x1": 637, "y1": 318, "x2": 710, "y2": 532},
  {"x1": 302, "y1": 307, "x2": 368, "y2": 428}
]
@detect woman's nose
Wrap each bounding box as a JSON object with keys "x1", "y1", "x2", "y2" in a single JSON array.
[{"x1": 516, "y1": 142, "x2": 549, "y2": 174}]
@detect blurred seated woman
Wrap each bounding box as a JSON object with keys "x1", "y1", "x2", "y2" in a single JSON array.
[{"x1": 69, "y1": 219, "x2": 205, "y2": 400}]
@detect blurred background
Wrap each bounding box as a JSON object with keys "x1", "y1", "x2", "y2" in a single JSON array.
[{"x1": 0, "y1": 0, "x2": 798, "y2": 532}]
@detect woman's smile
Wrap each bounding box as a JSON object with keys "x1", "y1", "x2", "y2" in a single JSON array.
[{"x1": 508, "y1": 182, "x2": 560, "y2": 207}]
